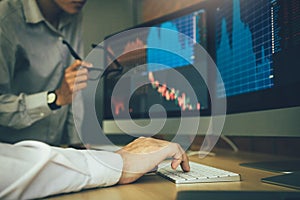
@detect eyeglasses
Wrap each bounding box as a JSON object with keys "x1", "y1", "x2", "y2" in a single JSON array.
[{"x1": 62, "y1": 39, "x2": 123, "y2": 80}]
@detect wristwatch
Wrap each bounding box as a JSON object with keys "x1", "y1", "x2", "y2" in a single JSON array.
[{"x1": 47, "y1": 91, "x2": 61, "y2": 110}]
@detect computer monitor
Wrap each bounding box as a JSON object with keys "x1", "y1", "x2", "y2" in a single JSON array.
[
  {"x1": 101, "y1": 1, "x2": 212, "y2": 142},
  {"x1": 213, "y1": 0, "x2": 300, "y2": 137},
  {"x1": 212, "y1": 0, "x2": 300, "y2": 183},
  {"x1": 100, "y1": 0, "x2": 300, "y2": 144}
]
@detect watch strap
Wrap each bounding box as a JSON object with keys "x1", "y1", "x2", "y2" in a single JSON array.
[{"x1": 47, "y1": 91, "x2": 61, "y2": 110}]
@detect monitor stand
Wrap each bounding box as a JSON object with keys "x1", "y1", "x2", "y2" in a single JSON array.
[
  {"x1": 261, "y1": 171, "x2": 300, "y2": 190},
  {"x1": 240, "y1": 160, "x2": 300, "y2": 190},
  {"x1": 240, "y1": 160, "x2": 300, "y2": 173}
]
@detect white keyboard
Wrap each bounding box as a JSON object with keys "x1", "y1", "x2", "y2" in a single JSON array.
[{"x1": 157, "y1": 161, "x2": 241, "y2": 184}]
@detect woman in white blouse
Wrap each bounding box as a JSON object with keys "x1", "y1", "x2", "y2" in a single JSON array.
[{"x1": 0, "y1": 137, "x2": 190, "y2": 199}]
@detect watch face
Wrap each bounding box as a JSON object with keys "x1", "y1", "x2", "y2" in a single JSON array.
[{"x1": 47, "y1": 93, "x2": 56, "y2": 104}]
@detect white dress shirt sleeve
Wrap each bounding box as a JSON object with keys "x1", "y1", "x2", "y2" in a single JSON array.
[{"x1": 0, "y1": 141, "x2": 123, "y2": 200}]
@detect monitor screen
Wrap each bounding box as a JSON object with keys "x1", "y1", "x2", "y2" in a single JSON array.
[
  {"x1": 100, "y1": 0, "x2": 300, "y2": 137},
  {"x1": 215, "y1": 0, "x2": 300, "y2": 114},
  {"x1": 103, "y1": 6, "x2": 209, "y2": 120}
]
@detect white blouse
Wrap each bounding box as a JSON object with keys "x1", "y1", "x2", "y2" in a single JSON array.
[{"x1": 0, "y1": 141, "x2": 123, "y2": 199}]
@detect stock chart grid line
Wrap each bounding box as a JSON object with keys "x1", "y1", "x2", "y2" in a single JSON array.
[
  {"x1": 147, "y1": 13, "x2": 196, "y2": 72},
  {"x1": 216, "y1": 0, "x2": 274, "y2": 97}
]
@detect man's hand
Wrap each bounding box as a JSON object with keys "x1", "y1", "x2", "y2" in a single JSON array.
[
  {"x1": 56, "y1": 60, "x2": 92, "y2": 106},
  {"x1": 116, "y1": 137, "x2": 190, "y2": 184}
]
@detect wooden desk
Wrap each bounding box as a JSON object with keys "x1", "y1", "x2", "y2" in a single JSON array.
[{"x1": 46, "y1": 149, "x2": 298, "y2": 200}]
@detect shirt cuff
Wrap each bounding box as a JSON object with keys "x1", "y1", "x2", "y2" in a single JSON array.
[
  {"x1": 25, "y1": 91, "x2": 52, "y2": 118},
  {"x1": 83, "y1": 150, "x2": 123, "y2": 188}
]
